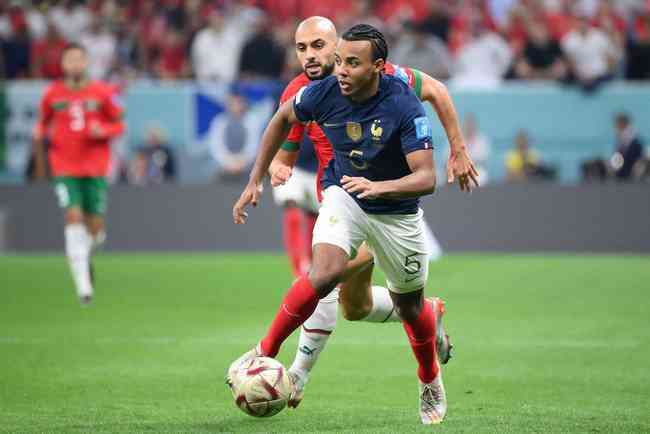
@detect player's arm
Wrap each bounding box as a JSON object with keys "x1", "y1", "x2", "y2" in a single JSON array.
[
  {"x1": 418, "y1": 71, "x2": 478, "y2": 191},
  {"x1": 89, "y1": 88, "x2": 125, "y2": 140},
  {"x1": 269, "y1": 148, "x2": 299, "y2": 187},
  {"x1": 32, "y1": 91, "x2": 53, "y2": 180},
  {"x1": 268, "y1": 122, "x2": 305, "y2": 187},
  {"x1": 249, "y1": 100, "x2": 300, "y2": 186},
  {"x1": 233, "y1": 99, "x2": 300, "y2": 224},
  {"x1": 342, "y1": 149, "x2": 436, "y2": 200}
]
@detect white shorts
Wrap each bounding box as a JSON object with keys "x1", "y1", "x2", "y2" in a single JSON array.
[
  {"x1": 271, "y1": 167, "x2": 319, "y2": 214},
  {"x1": 312, "y1": 186, "x2": 429, "y2": 293}
]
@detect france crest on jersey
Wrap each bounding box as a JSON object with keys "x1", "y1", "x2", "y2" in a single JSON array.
[{"x1": 293, "y1": 74, "x2": 434, "y2": 214}]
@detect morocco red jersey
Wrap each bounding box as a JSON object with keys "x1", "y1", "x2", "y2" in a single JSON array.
[
  {"x1": 36, "y1": 80, "x2": 125, "y2": 177},
  {"x1": 280, "y1": 62, "x2": 424, "y2": 200}
]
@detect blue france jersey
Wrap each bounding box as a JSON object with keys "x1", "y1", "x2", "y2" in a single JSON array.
[{"x1": 293, "y1": 74, "x2": 433, "y2": 214}]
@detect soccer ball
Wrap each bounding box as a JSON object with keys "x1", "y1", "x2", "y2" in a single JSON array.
[{"x1": 228, "y1": 356, "x2": 292, "y2": 418}]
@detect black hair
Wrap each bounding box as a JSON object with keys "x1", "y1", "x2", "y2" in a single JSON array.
[
  {"x1": 615, "y1": 112, "x2": 630, "y2": 126},
  {"x1": 341, "y1": 24, "x2": 388, "y2": 62},
  {"x1": 63, "y1": 42, "x2": 87, "y2": 55}
]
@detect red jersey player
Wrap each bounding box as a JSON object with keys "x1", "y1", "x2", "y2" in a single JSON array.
[
  {"x1": 228, "y1": 17, "x2": 478, "y2": 412},
  {"x1": 33, "y1": 43, "x2": 125, "y2": 305}
]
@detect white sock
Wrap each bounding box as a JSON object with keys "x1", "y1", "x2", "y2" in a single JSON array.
[
  {"x1": 289, "y1": 288, "x2": 339, "y2": 382},
  {"x1": 65, "y1": 223, "x2": 93, "y2": 297},
  {"x1": 361, "y1": 285, "x2": 400, "y2": 323},
  {"x1": 422, "y1": 219, "x2": 443, "y2": 261}
]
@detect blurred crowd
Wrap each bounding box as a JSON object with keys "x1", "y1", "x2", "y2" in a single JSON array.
[{"x1": 1, "y1": 0, "x2": 650, "y2": 87}]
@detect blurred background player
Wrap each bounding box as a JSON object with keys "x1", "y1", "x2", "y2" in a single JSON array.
[
  {"x1": 32, "y1": 43, "x2": 125, "y2": 305},
  {"x1": 272, "y1": 136, "x2": 319, "y2": 276},
  {"x1": 267, "y1": 16, "x2": 473, "y2": 405}
]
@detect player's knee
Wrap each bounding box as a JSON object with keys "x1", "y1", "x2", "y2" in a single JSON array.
[
  {"x1": 309, "y1": 262, "x2": 347, "y2": 297},
  {"x1": 340, "y1": 300, "x2": 372, "y2": 321},
  {"x1": 65, "y1": 208, "x2": 84, "y2": 225}
]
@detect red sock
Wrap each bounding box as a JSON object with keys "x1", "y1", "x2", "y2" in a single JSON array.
[
  {"x1": 283, "y1": 207, "x2": 303, "y2": 277},
  {"x1": 402, "y1": 301, "x2": 439, "y2": 383},
  {"x1": 260, "y1": 275, "x2": 320, "y2": 357}
]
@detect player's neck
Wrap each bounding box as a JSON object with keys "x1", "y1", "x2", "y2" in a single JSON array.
[
  {"x1": 65, "y1": 76, "x2": 89, "y2": 90},
  {"x1": 349, "y1": 74, "x2": 381, "y2": 103}
]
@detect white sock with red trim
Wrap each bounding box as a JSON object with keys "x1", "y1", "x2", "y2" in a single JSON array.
[
  {"x1": 362, "y1": 286, "x2": 400, "y2": 323},
  {"x1": 289, "y1": 288, "x2": 339, "y2": 382}
]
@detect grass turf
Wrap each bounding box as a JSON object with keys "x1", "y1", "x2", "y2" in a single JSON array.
[{"x1": 1, "y1": 253, "x2": 649, "y2": 433}]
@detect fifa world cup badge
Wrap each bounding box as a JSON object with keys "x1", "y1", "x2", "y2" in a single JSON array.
[{"x1": 346, "y1": 122, "x2": 362, "y2": 142}]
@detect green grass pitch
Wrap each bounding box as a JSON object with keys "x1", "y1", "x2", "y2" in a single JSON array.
[{"x1": 1, "y1": 253, "x2": 649, "y2": 433}]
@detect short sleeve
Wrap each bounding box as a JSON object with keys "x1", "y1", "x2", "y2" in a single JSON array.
[
  {"x1": 287, "y1": 123, "x2": 305, "y2": 142},
  {"x1": 102, "y1": 87, "x2": 124, "y2": 120},
  {"x1": 399, "y1": 93, "x2": 433, "y2": 154},
  {"x1": 293, "y1": 79, "x2": 329, "y2": 123}
]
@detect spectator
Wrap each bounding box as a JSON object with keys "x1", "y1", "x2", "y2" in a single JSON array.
[
  {"x1": 125, "y1": 150, "x2": 149, "y2": 186},
  {"x1": 24, "y1": 2, "x2": 47, "y2": 40},
  {"x1": 488, "y1": 0, "x2": 518, "y2": 30},
  {"x1": 110, "y1": 24, "x2": 140, "y2": 81},
  {"x1": 135, "y1": 125, "x2": 177, "y2": 184},
  {"x1": 582, "y1": 112, "x2": 646, "y2": 182},
  {"x1": 611, "y1": 112, "x2": 644, "y2": 180},
  {"x1": 337, "y1": 0, "x2": 384, "y2": 33},
  {"x1": 30, "y1": 21, "x2": 67, "y2": 79},
  {"x1": 1, "y1": 13, "x2": 30, "y2": 79},
  {"x1": 239, "y1": 14, "x2": 286, "y2": 80},
  {"x1": 626, "y1": 7, "x2": 650, "y2": 80},
  {"x1": 207, "y1": 94, "x2": 259, "y2": 182},
  {"x1": 514, "y1": 20, "x2": 568, "y2": 81},
  {"x1": 191, "y1": 9, "x2": 245, "y2": 82},
  {"x1": 462, "y1": 114, "x2": 491, "y2": 184},
  {"x1": 48, "y1": 0, "x2": 91, "y2": 42},
  {"x1": 452, "y1": 16, "x2": 512, "y2": 88},
  {"x1": 391, "y1": 21, "x2": 452, "y2": 79},
  {"x1": 561, "y1": 11, "x2": 619, "y2": 92},
  {"x1": 156, "y1": 30, "x2": 189, "y2": 80},
  {"x1": 80, "y1": 16, "x2": 116, "y2": 80},
  {"x1": 419, "y1": 0, "x2": 452, "y2": 42},
  {"x1": 505, "y1": 130, "x2": 555, "y2": 182}
]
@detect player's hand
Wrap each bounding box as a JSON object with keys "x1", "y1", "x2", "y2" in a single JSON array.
[
  {"x1": 233, "y1": 181, "x2": 263, "y2": 225},
  {"x1": 269, "y1": 162, "x2": 293, "y2": 187},
  {"x1": 447, "y1": 148, "x2": 479, "y2": 192},
  {"x1": 341, "y1": 176, "x2": 380, "y2": 200},
  {"x1": 88, "y1": 122, "x2": 106, "y2": 139}
]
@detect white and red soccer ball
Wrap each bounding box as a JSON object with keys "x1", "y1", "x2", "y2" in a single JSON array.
[{"x1": 228, "y1": 356, "x2": 292, "y2": 418}]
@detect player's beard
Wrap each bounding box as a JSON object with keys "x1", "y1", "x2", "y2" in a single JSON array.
[
  {"x1": 66, "y1": 72, "x2": 87, "y2": 88},
  {"x1": 306, "y1": 61, "x2": 335, "y2": 81}
]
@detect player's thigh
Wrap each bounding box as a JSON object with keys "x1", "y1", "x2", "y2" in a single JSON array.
[
  {"x1": 312, "y1": 186, "x2": 367, "y2": 260},
  {"x1": 366, "y1": 209, "x2": 429, "y2": 294},
  {"x1": 54, "y1": 177, "x2": 83, "y2": 221},
  {"x1": 80, "y1": 177, "x2": 108, "y2": 216},
  {"x1": 271, "y1": 168, "x2": 319, "y2": 214}
]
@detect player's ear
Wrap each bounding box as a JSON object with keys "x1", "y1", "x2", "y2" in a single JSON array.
[{"x1": 373, "y1": 58, "x2": 385, "y2": 73}]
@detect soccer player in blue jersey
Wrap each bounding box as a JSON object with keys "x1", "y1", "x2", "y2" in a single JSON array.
[{"x1": 230, "y1": 24, "x2": 478, "y2": 425}]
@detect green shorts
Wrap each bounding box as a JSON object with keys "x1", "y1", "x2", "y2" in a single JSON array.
[{"x1": 54, "y1": 177, "x2": 108, "y2": 215}]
